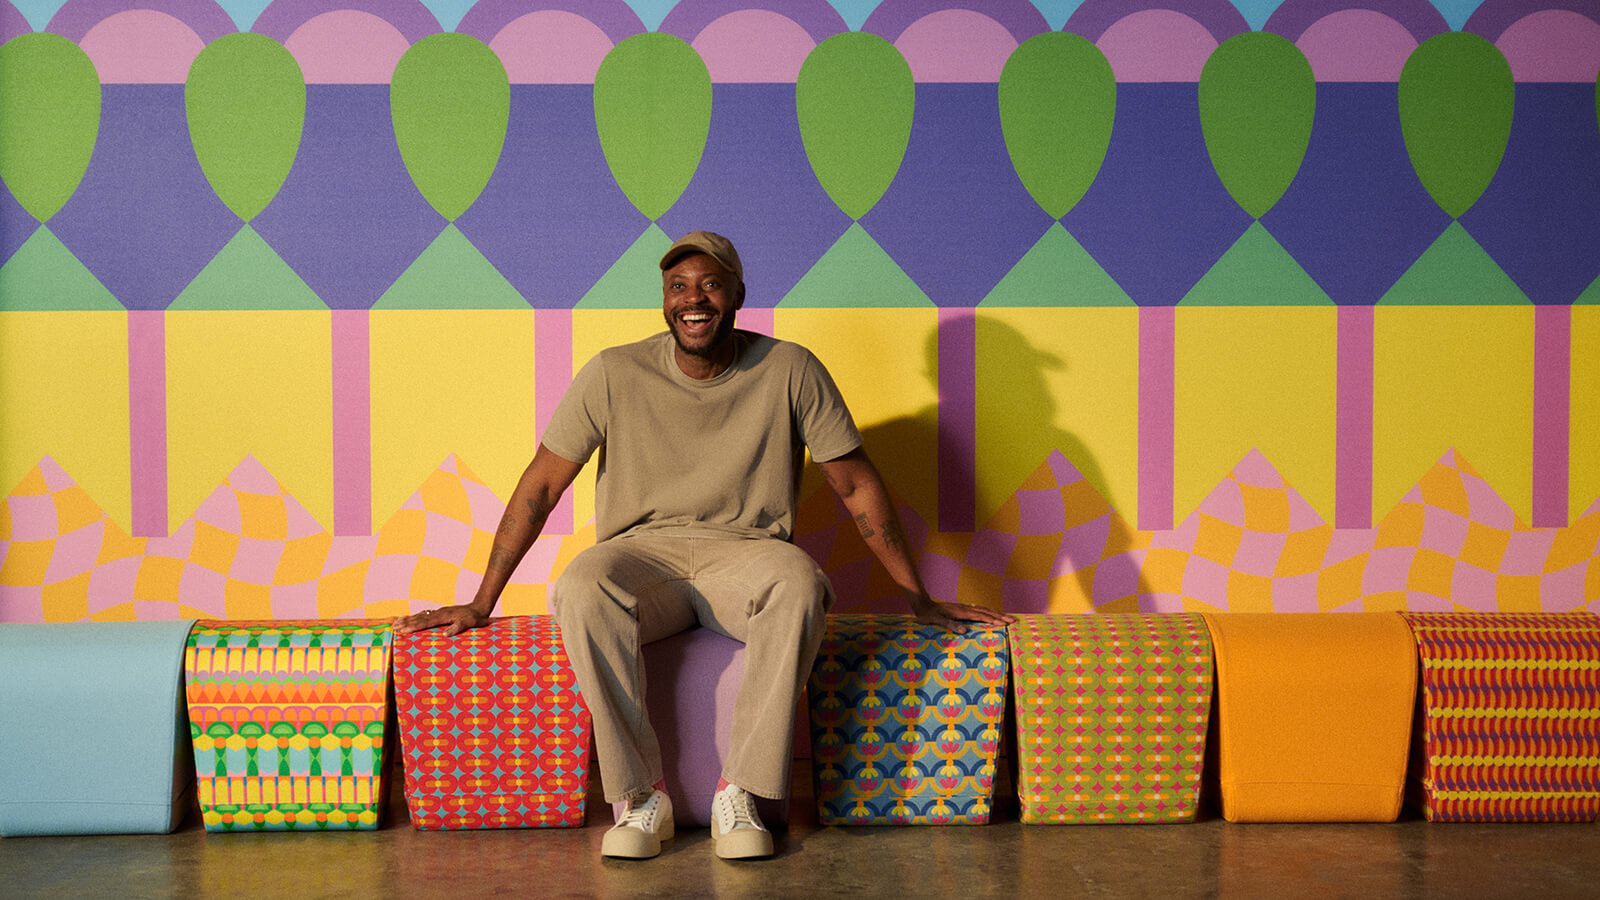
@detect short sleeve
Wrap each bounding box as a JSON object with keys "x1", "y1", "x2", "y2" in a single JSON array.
[
  {"x1": 539, "y1": 353, "x2": 609, "y2": 465},
  {"x1": 795, "y1": 350, "x2": 862, "y2": 463}
]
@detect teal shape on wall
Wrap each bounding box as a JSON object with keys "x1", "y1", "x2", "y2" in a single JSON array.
[
  {"x1": 1578, "y1": 276, "x2": 1600, "y2": 305},
  {"x1": 1399, "y1": 33, "x2": 1514, "y2": 219},
  {"x1": 170, "y1": 224, "x2": 325, "y2": 310},
  {"x1": 981, "y1": 224, "x2": 1131, "y2": 308},
  {"x1": 8, "y1": 2, "x2": 68, "y2": 32},
  {"x1": 1431, "y1": 0, "x2": 1489, "y2": 31},
  {"x1": 1199, "y1": 33, "x2": 1314, "y2": 220},
  {"x1": 999, "y1": 33, "x2": 1115, "y2": 220},
  {"x1": 418, "y1": 0, "x2": 473, "y2": 30},
  {"x1": 1031, "y1": 0, "x2": 1092, "y2": 29},
  {"x1": 796, "y1": 33, "x2": 914, "y2": 220},
  {"x1": 214, "y1": 1, "x2": 274, "y2": 30},
  {"x1": 392, "y1": 34, "x2": 510, "y2": 222},
  {"x1": 783, "y1": 224, "x2": 931, "y2": 308},
  {"x1": 1381, "y1": 222, "x2": 1528, "y2": 305},
  {"x1": 0, "y1": 33, "x2": 100, "y2": 223},
  {"x1": 827, "y1": 0, "x2": 883, "y2": 30},
  {"x1": 0, "y1": 227, "x2": 120, "y2": 311},
  {"x1": 622, "y1": 0, "x2": 677, "y2": 30},
  {"x1": 186, "y1": 34, "x2": 305, "y2": 223},
  {"x1": 594, "y1": 34, "x2": 711, "y2": 222},
  {"x1": 375, "y1": 225, "x2": 528, "y2": 310},
  {"x1": 578, "y1": 224, "x2": 674, "y2": 309},
  {"x1": 1183, "y1": 223, "x2": 1330, "y2": 306},
  {"x1": 1230, "y1": 0, "x2": 1290, "y2": 30}
]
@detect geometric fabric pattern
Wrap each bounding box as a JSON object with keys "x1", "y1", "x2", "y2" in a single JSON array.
[
  {"x1": 1400, "y1": 611, "x2": 1600, "y2": 822},
  {"x1": 807, "y1": 614, "x2": 1009, "y2": 825},
  {"x1": 1007, "y1": 613, "x2": 1213, "y2": 824},
  {"x1": 392, "y1": 616, "x2": 591, "y2": 830},
  {"x1": 183, "y1": 619, "x2": 393, "y2": 831}
]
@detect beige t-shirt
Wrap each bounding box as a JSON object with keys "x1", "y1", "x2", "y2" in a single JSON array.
[{"x1": 541, "y1": 330, "x2": 863, "y2": 542}]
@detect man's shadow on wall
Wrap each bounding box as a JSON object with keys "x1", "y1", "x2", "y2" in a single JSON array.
[{"x1": 838, "y1": 313, "x2": 1146, "y2": 614}]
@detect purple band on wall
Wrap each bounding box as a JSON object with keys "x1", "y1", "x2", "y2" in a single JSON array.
[
  {"x1": 1336, "y1": 305, "x2": 1374, "y2": 530},
  {"x1": 1138, "y1": 306, "x2": 1174, "y2": 531},
  {"x1": 128, "y1": 310, "x2": 168, "y2": 537},
  {"x1": 251, "y1": 0, "x2": 442, "y2": 42},
  {"x1": 659, "y1": 0, "x2": 848, "y2": 42},
  {"x1": 864, "y1": 0, "x2": 1048, "y2": 43},
  {"x1": 47, "y1": 0, "x2": 238, "y2": 41},
  {"x1": 537, "y1": 309, "x2": 574, "y2": 534},
  {"x1": 1533, "y1": 304, "x2": 1571, "y2": 527},
  {"x1": 457, "y1": 0, "x2": 646, "y2": 42},
  {"x1": 938, "y1": 309, "x2": 976, "y2": 533},
  {"x1": 1264, "y1": 0, "x2": 1448, "y2": 42},
  {"x1": 332, "y1": 310, "x2": 371, "y2": 536}
]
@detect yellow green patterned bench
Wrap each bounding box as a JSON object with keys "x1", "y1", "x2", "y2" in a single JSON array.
[
  {"x1": 1008, "y1": 614, "x2": 1213, "y2": 824},
  {"x1": 184, "y1": 620, "x2": 393, "y2": 831}
]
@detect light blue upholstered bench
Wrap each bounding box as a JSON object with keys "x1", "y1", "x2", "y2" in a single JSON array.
[{"x1": 0, "y1": 620, "x2": 197, "y2": 836}]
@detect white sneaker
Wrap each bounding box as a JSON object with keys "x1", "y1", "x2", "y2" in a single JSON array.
[
  {"x1": 602, "y1": 789, "x2": 674, "y2": 859},
  {"x1": 710, "y1": 783, "x2": 773, "y2": 859}
]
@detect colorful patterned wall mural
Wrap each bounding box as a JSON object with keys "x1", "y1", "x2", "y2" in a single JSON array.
[{"x1": 1, "y1": 0, "x2": 1598, "y2": 623}]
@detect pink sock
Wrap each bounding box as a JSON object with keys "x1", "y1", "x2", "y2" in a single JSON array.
[{"x1": 716, "y1": 777, "x2": 733, "y2": 793}]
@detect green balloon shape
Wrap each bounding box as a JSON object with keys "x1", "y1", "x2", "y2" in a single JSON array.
[
  {"x1": 392, "y1": 34, "x2": 510, "y2": 221},
  {"x1": 0, "y1": 33, "x2": 100, "y2": 222},
  {"x1": 999, "y1": 33, "x2": 1116, "y2": 219},
  {"x1": 1198, "y1": 33, "x2": 1315, "y2": 219},
  {"x1": 1398, "y1": 33, "x2": 1514, "y2": 219},
  {"x1": 594, "y1": 34, "x2": 711, "y2": 221},
  {"x1": 186, "y1": 34, "x2": 305, "y2": 222},
  {"x1": 796, "y1": 33, "x2": 913, "y2": 220}
]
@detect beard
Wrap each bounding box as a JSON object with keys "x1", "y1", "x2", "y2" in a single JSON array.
[{"x1": 665, "y1": 307, "x2": 738, "y2": 359}]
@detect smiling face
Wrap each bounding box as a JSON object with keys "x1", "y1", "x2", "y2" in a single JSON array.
[{"x1": 662, "y1": 252, "x2": 743, "y2": 378}]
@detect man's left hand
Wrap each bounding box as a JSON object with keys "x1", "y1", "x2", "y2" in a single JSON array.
[{"x1": 907, "y1": 593, "x2": 1017, "y2": 634}]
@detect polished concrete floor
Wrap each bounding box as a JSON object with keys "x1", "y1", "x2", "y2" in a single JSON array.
[{"x1": 4, "y1": 762, "x2": 1600, "y2": 899}]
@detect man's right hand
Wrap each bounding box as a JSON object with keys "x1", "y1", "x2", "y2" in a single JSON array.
[{"x1": 392, "y1": 605, "x2": 490, "y2": 637}]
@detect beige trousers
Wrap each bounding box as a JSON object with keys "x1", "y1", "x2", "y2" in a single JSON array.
[{"x1": 550, "y1": 533, "x2": 833, "y2": 803}]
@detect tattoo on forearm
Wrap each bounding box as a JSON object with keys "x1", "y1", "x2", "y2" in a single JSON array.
[
  {"x1": 855, "y1": 513, "x2": 875, "y2": 539},
  {"x1": 524, "y1": 496, "x2": 547, "y2": 529},
  {"x1": 881, "y1": 519, "x2": 905, "y2": 552},
  {"x1": 487, "y1": 496, "x2": 552, "y2": 579},
  {"x1": 487, "y1": 546, "x2": 516, "y2": 577}
]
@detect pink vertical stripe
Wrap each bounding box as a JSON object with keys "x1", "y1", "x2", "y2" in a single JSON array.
[
  {"x1": 1336, "y1": 305, "x2": 1374, "y2": 529},
  {"x1": 938, "y1": 310, "x2": 976, "y2": 533},
  {"x1": 128, "y1": 310, "x2": 168, "y2": 537},
  {"x1": 332, "y1": 310, "x2": 371, "y2": 536},
  {"x1": 738, "y1": 307, "x2": 773, "y2": 336},
  {"x1": 536, "y1": 309, "x2": 574, "y2": 534},
  {"x1": 1138, "y1": 306, "x2": 1174, "y2": 531},
  {"x1": 1533, "y1": 304, "x2": 1571, "y2": 527}
]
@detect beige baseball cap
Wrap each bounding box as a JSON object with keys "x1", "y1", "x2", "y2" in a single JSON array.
[{"x1": 659, "y1": 230, "x2": 744, "y2": 283}]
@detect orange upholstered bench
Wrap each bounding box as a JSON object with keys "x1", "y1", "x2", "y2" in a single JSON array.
[{"x1": 1204, "y1": 613, "x2": 1416, "y2": 822}]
